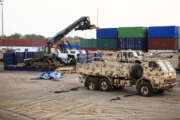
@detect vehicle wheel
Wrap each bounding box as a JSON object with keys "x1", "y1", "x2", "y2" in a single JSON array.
[
  {"x1": 130, "y1": 64, "x2": 143, "y2": 80},
  {"x1": 154, "y1": 89, "x2": 164, "y2": 94},
  {"x1": 86, "y1": 77, "x2": 98, "y2": 90},
  {"x1": 99, "y1": 78, "x2": 112, "y2": 91},
  {"x1": 137, "y1": 82, "x2": 153, "y2": 97}
]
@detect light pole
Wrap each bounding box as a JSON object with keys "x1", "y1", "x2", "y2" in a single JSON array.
[{"x1": 0, "y1": 0, "x2": 4, "y2": 38}]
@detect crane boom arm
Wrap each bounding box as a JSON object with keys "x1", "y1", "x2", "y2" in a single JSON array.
[{"x1": 47, "y1": 16, "x2": 96, "y2": 45}]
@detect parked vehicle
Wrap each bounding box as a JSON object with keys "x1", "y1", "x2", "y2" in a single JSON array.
[
  {"x1": 76, "y1": 59, "x2": 176, "y2": 97},
  {"x1": 24, "y1": 16, "x2": 97, "y2": 68}
]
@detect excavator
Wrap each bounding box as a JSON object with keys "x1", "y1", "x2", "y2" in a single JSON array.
[{"x1": 24, "y1": 16, "x2": 97, "y2": 68}]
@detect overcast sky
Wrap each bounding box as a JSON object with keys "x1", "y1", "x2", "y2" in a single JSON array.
[{"x1": 1, "y1": 0, "x2": 180, "y2": 38}]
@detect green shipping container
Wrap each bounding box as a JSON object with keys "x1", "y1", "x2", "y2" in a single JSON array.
[
  {"x1": 80, "y1": 39, "x2": 88, "y2": 48},
  {"x1": 80, "y1": 39, "x2": 97, "y2": 48},
  {"x1": 88, "y1": 39, "x2": 97, "y2": 49},
  {"x1": 118, "y1": 27, "x2": 146, "y2": 38},
  {"x1": 97, "y1": 39, "x2": 117, "y2": 49}
]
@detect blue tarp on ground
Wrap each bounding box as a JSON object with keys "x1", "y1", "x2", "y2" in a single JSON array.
[{"x1": 40, "y1": 72, "x2": 64, "y2": 80}]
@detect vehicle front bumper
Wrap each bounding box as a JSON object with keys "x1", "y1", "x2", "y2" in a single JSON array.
[{"x1": 160, "y1": 79, "x2": 176, "y2": 89}]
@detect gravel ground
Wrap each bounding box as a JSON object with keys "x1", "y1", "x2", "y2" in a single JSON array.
[{"x1": 0, "y1": 69, "x2": 180, "y2": 120}]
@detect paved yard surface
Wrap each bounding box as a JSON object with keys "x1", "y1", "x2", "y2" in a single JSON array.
[{"x1": 0, "y1": 70, "x2": 180, "y2": 120}]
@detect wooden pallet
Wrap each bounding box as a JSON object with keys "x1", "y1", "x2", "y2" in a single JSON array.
[{"x1": 55, "y1": 66, "x2": 76, "y2": 74}]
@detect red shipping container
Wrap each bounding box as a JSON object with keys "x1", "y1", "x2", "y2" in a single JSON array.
[
  {"x1": 0, "y1": 39, "x2": 47, "y2": 47},
  {"x1": 148, "y1": 38, "x2": 177, "y2": 50}
]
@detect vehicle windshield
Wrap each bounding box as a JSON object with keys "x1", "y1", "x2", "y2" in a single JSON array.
[
  {"x1": 132, "y1": 52, "x2": 138, "y2": 57},
  {"x1": 157, "y1": 61, "x2": 168, "y2": 72},
  {"x1": 164, "y1": 61, "x2": 175, "y2": 72},
  {"x1": 136, "y1": 51, "x2": 142, "y2": 56}
]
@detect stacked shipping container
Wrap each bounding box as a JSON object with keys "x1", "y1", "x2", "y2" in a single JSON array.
[
  {"x1": 96, "y1": 28, "x2": 117, "y2": 50},
  {"x1": 148, "y1": 26, "x2": 179, "y2": 51},
  {"x1": 80, "y1": 26, "x2": 180, "y2": 51},
  {"x1": 117, "y1": 27, "x2": 147, "y2": 50}
]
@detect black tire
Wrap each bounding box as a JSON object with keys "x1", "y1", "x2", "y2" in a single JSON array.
[
  {"x1": 99, "y1": 78, "x2": 112, "y2": 91},
  {"x1": 86, "y1": 77, "x2": 98, "y2": 90},
  {"x1": 137, "y1": 81, "x2": 153, "y2": 97},
  {"x1": 130, "y1": 64, "x2": 143, "y2": 80},
  {"x1": 154, "y1": 89, "x2": 164, "y2": 94}
]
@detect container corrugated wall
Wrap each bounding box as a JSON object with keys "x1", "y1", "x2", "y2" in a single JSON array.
[
  {"x1": 97, "y1": 39, "x2": 117, "y2": 49},
  {"x1": 148, "y1": 38, "x2": 177, "y2": 50},
  {"x1": 178, "y1": 27, "x2": 180, "y2": 49},
  {"x1": 148, "y1": 26, "x2": 179, "y2": 38},
  {"x1": 117, "y1": 27, "x2": 147, "y2": 50},
  {"x1": 97, "y1": 28, "x2": 117, "y2": 39},
  {"x1": 148, "y1": 26, "x2": 179, "y2": 50},
  {"x1": 80, "y1": 39, "x2": 97, "y2": 49},
  {"x1": 117, "y1": 38, "x2": 146, "y2": 50},
  {"x1": 118, "y1": 27, "x2": 146, "y2": 38},
  {"x1": 0, "y1": 39, "x2": 47, "y2": 47}
]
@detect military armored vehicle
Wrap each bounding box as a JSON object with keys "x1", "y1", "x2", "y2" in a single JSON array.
[
  {"x1": 102, "y1": 50, "x2": 143, "y2": 63},
  {"x1": 150, "y1": 52, "x2": 180, "y2": 70},
  {"x1": 76, "y1": 59, "x2": 176, "y2": 97}
]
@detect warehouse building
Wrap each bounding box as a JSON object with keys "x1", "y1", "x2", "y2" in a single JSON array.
[{"x1": 0, "y1": 39, "x2": 47, "y2": 52}]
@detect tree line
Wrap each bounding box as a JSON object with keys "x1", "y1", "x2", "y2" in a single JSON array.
[{"x1": 1, "y1": 33, "x2": 88, "y2": 44}]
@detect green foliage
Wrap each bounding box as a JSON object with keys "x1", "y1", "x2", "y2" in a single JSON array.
[
  {"x1": 23, "y1": 34, "x2": 45, "y2": 40},
  {"x1": 5, "y1": 33, "x2": 87, "y2": 45},
  {"x1": 7, "y1": 33, "x2": 22, "y2": 39}
]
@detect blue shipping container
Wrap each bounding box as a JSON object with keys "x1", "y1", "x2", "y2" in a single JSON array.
[
  {"x1": 15, "y1": 52, "x2": 24, "y2": 63},
  {"x1": 97, "y1": 28, "x2": 117, "y2": 39},
  {"x1": 117, "y1": 38, "x2": 146, "y2": 50},
  {"x1": 3, "y1": 53, "x2": 16, "y2": 65},
  {"x1": 148, "y1": 26, "x2": 179, "y2": 38}
]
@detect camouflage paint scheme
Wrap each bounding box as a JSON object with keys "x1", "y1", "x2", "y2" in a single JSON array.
[
  {"x1": 150, "y1": 52, "x2": 180, "y2": 70},
  {"x1": 102, "y1": 50, "x2": 180, "y2": 70},
  {"x1": 77, "y1": 57, "x2": 176, "y2": 92}
]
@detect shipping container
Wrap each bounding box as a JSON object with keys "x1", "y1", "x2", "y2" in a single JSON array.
[
  {"x1": 148, "y1": 38, "x2": 177, "y2": 50},
  {"x1": 3, "y1": 52, "x2": 16, "y2": 65},
  {"x1": 148, "y1": 26, "x2": 179, "y2": 38},
  {"x1": 97, "y1": 28, "x2": 117, "y2": 39},
  {"x1": 118, "y1": 27, "x2": 146, "y2": 38},
  {"x1": 80, "y1": 39, "x2": 89, "y2": 48},
  {"x1": 97, "y1": 39, "x2": 117, "y2": 49},
  {"x1": 88, "y1": 39, "x2": 97, "y2": 49},
  {"x1": 179, "y1": 26, "x2": 180, "y2": 49},
  {"x1": 80, "y1": 39, "x2": 97, "y2": 49},
  {"x1": 15, "y1": 52, "x2": 24, "y2": 63},
  {"x1": 0, "y1": 39, "x2": 47, "y2": 47},
  {"x1": 117, "y1": 38, "x2": 147, "y2": 50},
  {"x1": 179, "y1": 38, "x2": 180, "y2": 49}
]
